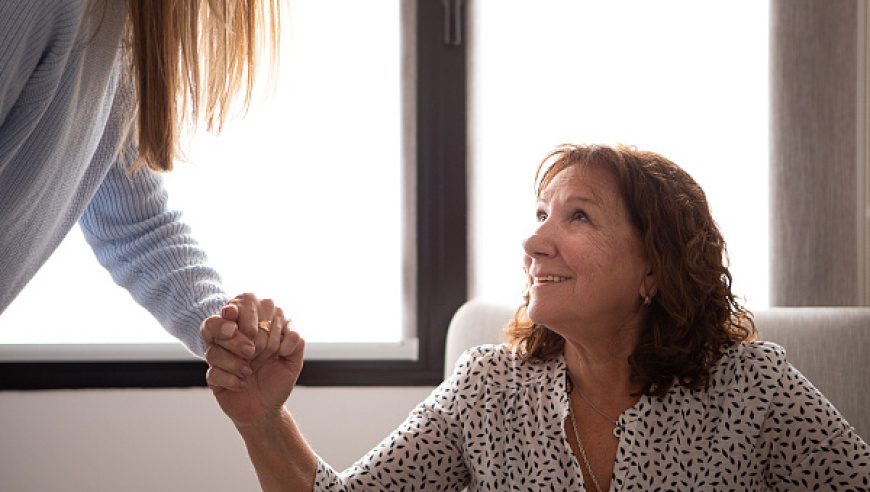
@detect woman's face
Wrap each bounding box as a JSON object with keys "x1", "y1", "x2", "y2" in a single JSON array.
[{"x1": 522, "y1": 164, "x2": 652, "y2": 336}]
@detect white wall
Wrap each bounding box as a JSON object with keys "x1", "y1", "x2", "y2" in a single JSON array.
[{"x1": 0, "y1": 385, "x2": 434, "y2": 491}]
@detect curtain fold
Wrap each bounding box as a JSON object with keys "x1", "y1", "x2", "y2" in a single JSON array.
[{"x1": 770, "y1": 0, "x2": 862, "y2": 306}]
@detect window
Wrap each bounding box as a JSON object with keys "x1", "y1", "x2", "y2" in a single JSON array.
[
  {"x1": 469, "y1": 1, "x2": 770, "y2": 311},
  {"x1": 0, "y1": 0, "x2": 467, "y2": 389},
  {"x1": 2, "y1": 1, "x2": 771, "y2": 389}
]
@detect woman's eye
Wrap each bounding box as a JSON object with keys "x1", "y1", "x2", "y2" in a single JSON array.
[
  {"x1": 536, "y1": 210, "x2": 548, "y2": 222},
  {"x1": 572, "y1": 210, "x2": 588, "y2": 221}
]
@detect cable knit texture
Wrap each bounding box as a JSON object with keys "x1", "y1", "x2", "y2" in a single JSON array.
[{"x1": 0, "y1": 0, "x2": 227, "y2": 356}]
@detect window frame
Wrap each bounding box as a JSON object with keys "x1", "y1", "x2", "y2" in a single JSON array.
[{"x1": 0, "y1": 0, "x2": 468, "y2": 390}]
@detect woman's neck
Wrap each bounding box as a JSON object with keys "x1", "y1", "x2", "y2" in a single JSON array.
[{"x1": 562, "y1": 332, "x2": 641, "y2": 398}]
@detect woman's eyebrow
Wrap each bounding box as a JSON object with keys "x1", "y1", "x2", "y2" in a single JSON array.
[
  {"x1": 564, "y1": 194, "x2": 602, "y2": 206},
  {"x1": 565, "y1": 194, "x2": 595, "y2": 203},
  {"x1": 536, "y1": 193, "x2": 601, "y2": 207}
]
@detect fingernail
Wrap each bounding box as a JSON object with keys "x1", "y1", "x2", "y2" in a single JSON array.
[
  {"x1": 241, "y1": 366, "x2": 253, "y2": 378},
  {"x1": 221, "y1": 322, "x2": 235, "y2": 337},
  {"x1": 241, "y1": 344, "x2": 255, "y2": 358}
]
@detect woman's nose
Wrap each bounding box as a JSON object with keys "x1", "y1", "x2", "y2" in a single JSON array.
[{"x1": 522, "y1": 229, "x2": 556, "y2": 258}]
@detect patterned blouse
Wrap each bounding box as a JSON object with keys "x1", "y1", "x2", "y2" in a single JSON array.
[{"x1": 314, "y1": 342, "x2": 870, "y2": 490}]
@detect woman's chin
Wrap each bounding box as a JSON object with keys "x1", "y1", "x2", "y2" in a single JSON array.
[{"x1": 526, "y1": 303, "x2": 555, "y2": 327}]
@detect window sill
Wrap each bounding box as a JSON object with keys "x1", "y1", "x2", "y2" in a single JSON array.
[{"x1": 0, "y1": 339, "x2": 441, "y2": 390}]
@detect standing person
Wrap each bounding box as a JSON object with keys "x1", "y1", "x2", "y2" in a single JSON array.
[
  {"x1": 0, "y1": 1, "x2": 284, "y2": 354},
  {"x1": 204, "y1": 143, "x2": 870, "y2": 490}
]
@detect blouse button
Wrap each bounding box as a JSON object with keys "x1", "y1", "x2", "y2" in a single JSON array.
[{"x1": 613, "y1": 426, "x2": 622, "y2": 437}]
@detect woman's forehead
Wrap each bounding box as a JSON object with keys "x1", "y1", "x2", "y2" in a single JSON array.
[{"x1": 539, "y1": 165, "x2": 618, "y2": 202}]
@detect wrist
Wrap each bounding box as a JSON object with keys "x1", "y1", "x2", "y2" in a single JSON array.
[
  {"x1": 234, "y1": 406, "x2": 289, "y2": 435},
  {"x1": 233, "y1": 407, "x2": 317, "y2": 490}
]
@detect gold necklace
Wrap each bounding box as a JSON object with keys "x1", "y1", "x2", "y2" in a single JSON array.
[
  {"x1": 567, "y1": 374, "x2": 624, "y2": 430},
  {"x1": 568, "y1": 404, "x2": 605, "y2": 492},
  {"x1": 577, "y1": 386, "x2": 622, "y2": 429}
]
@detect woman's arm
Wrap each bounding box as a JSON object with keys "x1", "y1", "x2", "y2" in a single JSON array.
[
  {"x1": 203, "y1": 308, "x2": 317, "y2": 490},
  {"x1": 81, "y1": 145, "x2": 229, "y2": 356},
  {"x1": 237, "y1": 409, "x2": 318, "y2": 492},
  {"x1": 204, "y1": 308, "x2": 475, "y2": 491}
]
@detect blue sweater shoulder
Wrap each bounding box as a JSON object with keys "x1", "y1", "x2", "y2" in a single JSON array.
[{"x1": 0, "y1": 0, "x2": 89, "y2": 121}]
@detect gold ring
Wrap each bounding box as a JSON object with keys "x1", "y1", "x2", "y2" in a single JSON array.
[{"x1": 258, "y1": 320, "x2": 272, "y2": 332}]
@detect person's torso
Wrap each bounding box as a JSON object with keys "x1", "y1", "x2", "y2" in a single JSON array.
[{"x1": 0, "y1": 1, "x2": 130, "y2": 312}]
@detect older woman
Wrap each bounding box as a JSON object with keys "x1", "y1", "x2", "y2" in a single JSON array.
[{"x1": 203, "y1": 144, "x2": 870, "y2": 490}]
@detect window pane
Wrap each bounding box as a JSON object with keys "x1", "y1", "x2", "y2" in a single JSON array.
[
  {"x1": 470, "y1": 1, "x2": 770, "y2": 310},
  {"x1": 0, "y1": 0, "x2": 402, "y2": 346}
]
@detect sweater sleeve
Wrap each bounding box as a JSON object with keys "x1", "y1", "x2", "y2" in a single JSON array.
[{"x1": 79, "y1": 143, "x2": 229, "y2": 357}]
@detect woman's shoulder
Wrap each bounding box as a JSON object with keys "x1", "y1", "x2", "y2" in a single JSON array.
[
  {"x1": 449, "y1": 344, "x2": 562, "y2": 389},
  {"x1": 0, "y1": 1, "x2": 88, "y2": 78},
  {"x1": 729, "y1": 340, "x2": 787, "y2": 363},
  {"x1": 708, "y1": 341, "x2": 789, "y2": 391},
  {"x1": 0, "y1": 1, "x2": 86, "y2": 38},
  {"x1": 450, "y1": 344, "x2": 517, "y2": 377}
]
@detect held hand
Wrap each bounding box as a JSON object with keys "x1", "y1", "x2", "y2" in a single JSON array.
[
  {"x1": 200, "y1": 293, "x2": 280, "y2": 362},
  {"x1": 200, "y1": 294, "x2": 284, "y2": 360},
  {"x1": 203, "y1": 297, "x2": 318, "y2": 489},
  {"x1": 221, "y1": 293, "x2": 271, "y2": 340},
  {"x1": 204, "y1": 310, "x2": 305, "y2": 427}
]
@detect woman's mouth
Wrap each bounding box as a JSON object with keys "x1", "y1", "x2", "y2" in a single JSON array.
[{"x1": 534, "y1": 275, "x2": 570, "y2": 284}]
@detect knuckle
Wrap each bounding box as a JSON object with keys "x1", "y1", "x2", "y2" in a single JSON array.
[
  {"x1": 207, "y1": 367, "x2": 236, "y2": 389},
  {"x1": 254, "y1": 336, "x2": 268, "y2": 352},
  {"x1": 202, "y1": 314, "x2": 221, "y2": 331},
  {"x1": 266, "y1": 336, "x2": 280, "y2": 352},
  {"x1": 239, "y1": 292, "x2": 258, "y2": 305},
  {"x1": 204, "y1": 346, "x2": 219, "y2": 364},
  {"x1": 205, "y1": 367, "x2": 219, "y2": 385}
]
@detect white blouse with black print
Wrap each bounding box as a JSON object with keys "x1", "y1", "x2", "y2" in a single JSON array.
[{"x1": 314, "y1": 342, "x2": 870, "y2": 491}]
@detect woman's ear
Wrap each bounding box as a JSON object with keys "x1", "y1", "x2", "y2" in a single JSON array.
[{"x1": 640, "y1": 270, "x2": 657, "y2": 301}]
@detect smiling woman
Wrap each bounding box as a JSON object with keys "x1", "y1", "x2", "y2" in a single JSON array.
[
  {"x1": 206, "y1": 143, "x2": 870, "y2": 491},
  {"x1": 524, "y1": 165, "x2": 651, "y2": 339},
  {"x1": 509, "y1": 144, "x2": 754, "y2": 396}
]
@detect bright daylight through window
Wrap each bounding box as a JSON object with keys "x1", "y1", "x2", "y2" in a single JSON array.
[
  {"x1": 0, "y1": 1, "x2": 404, "y2": 360},
  {"x1": 470, "y1": 1, "x2": 769, "y2": 312},
  {"x1": 1, "y1": 1, "x2": 769, "y2": 363}
]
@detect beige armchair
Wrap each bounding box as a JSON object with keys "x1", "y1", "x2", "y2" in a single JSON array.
[{"x1": 445, "y1": 298, "x2": 870, "y2": 440}]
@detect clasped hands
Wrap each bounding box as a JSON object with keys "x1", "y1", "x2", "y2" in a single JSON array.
[{"x1": 200, "y1": 293, "x2": 305, "y2": 427}]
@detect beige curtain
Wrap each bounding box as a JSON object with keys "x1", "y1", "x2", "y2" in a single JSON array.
[{"x1": 770, "y1": 0, "x2": 863, "y2": 306}]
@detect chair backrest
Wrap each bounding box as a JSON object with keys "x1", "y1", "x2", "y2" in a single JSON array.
[{"x1": 444, "y1": 299, "x2": 870, "y2": 439}]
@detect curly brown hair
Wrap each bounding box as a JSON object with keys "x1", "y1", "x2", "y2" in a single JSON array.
[{"x1": 506, "y1": 143, "x2": 756, "y2": 397}]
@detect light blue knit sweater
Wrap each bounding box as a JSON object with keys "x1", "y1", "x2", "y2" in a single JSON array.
[{"x1": 0, "y1": 1, "x2": 228, "y2": 356}]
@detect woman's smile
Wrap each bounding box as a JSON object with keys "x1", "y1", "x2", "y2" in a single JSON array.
[
  {"x1": 522, "y1": 165, "x2": 651, "y2": 333},
  {"x1": 533, "y1": 275, "x2": 572, "y2": 284}
]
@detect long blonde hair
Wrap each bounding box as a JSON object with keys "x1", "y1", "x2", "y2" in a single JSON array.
[{"x1": 91, "y1": 0, "x2": 283, "y2": 172}]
